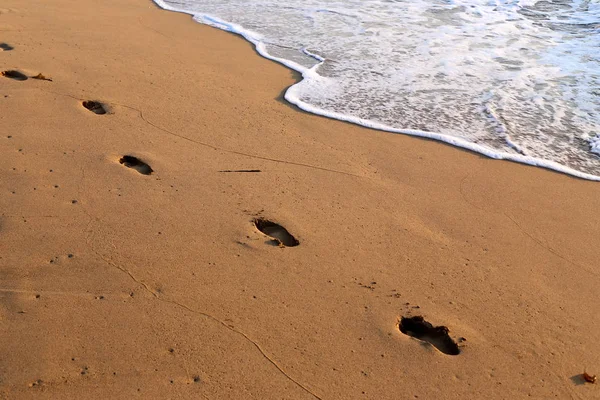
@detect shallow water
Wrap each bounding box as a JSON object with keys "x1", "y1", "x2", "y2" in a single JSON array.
[{"x1": 155, "y1": 0, "x2": 600, "y2": 180}]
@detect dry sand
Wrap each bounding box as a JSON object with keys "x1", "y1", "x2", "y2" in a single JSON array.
[{"x1": 1, "y1": 0, "x2": 599, "y2": 398}]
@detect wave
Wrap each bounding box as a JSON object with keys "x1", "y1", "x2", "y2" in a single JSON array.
[{"x1": 153, "y1": 0, "x2": 600, "y2": 181}]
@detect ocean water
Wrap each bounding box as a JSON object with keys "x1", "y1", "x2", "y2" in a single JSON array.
[{"x1": 154, "y1": 0, "x2": 600, "y2": 180}]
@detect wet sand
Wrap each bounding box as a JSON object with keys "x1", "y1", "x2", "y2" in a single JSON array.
[{"x1": 1, "y1": 0, "x2": 599, "y2": 398}]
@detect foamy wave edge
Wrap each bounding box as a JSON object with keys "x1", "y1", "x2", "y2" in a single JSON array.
[{"x1": 153, "y1": 0, "x2": 600, "y2": 182}]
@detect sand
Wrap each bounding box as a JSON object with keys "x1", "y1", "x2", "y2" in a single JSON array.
[{"x1": 1, "y1": 0, "x2": 599, "y2": 398}]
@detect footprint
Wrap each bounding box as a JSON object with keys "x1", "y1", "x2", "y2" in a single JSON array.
[
  {"x1": 82, "y1": 100, "x2": 107, "y2": 115},
  {"x1": 119, "y1": 155, "x2": 153, "y2": 175},
  {"x1": 399, "y1": 316, "x2": 460, "y2": 355},
  {"x1": 254, "y1": 218, "x2": 299, "y2": 247},
  {"x1": 1, "y1": 70, "x2": 27, "y2": 81},
  {"x1": 0, "y1": 43, "x2": 13, "y2": 51}
]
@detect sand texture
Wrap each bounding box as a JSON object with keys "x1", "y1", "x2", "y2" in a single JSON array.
[{"x1": 1, "y1": 0, "x2": 599, "y2": 398}]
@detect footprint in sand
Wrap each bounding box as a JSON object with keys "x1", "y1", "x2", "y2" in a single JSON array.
[
  {"x1": 1, "y1": 70, "x2": 27, "y2": 81},
  {"x1": 399, "y1": 315, "x2": 461, "y2": 355},
  {"x1": 119, "y1": 155, "x2": 153, "y2": 175},
  {"x1": 0, "y1": 43, "x2": 13, "y2": 51},
  {"x1": 254, "y1": 218, "x2": 299, "y2": 247},
  {"x1": 82, "y1": 100, "x2": 107, "y2": 115}
]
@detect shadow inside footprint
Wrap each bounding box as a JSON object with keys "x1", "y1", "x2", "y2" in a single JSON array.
[
  {"x1": 0, "y1": 43, "x2": 14, "y2": 51},
  {"x1": 254, "y1": 218, "x2": 299, "y2": 247},
  {"x1": 82, "y1": 100, "x2": 107, "y2": 115},
  {"x1": 399, "y1": 316, "x2": 460, "y2": 355},
  {"x1": 119, "y1": 155, "x2": 153, "y2": 175},
  {"x1": 2, "y1": 70, "x2": 27, "y2": 81},
  {"x1": 570, "y1": 374, "x2": 588, "y2": 386}
]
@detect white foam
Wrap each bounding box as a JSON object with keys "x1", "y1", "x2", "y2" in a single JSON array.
[
  {"x1": 153, "y1": 0, "x2": 600, "y2": 181},
  {"x1": 591, "y1": 135, "x2": 600, "y2": 156}
]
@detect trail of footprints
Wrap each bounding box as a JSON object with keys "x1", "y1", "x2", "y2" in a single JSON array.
[{"x1": 5, "y1": 41, "x2": 467, "y2": 394}]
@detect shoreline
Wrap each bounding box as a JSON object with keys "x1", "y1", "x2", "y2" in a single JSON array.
[
  {"x1": 1, "y1": 0, "x2": 599, "y2": 399},
  {"x1": 153, "y1": 0, "x2": 600, "y2": 182}
]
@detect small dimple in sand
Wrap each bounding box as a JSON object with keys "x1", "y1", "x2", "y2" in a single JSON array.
[
  {"x1": 254, "y1": 218, "x2": 299, "y2": 247},
  {"x1": 28, "y1": 379, "x2": 43, "y2": 388},
  {"x1": 82, "y1": 100, "x2": 107, "y2": 115},
  {"x1": 2, "y1": 70, "x2": 28, "y2": 81},
  {"x1": 399, "y1": 315, "x2": 461, "y2": 355},
  {"x1": 119, "y1": 155, "x2": 153, "y2": 175}
]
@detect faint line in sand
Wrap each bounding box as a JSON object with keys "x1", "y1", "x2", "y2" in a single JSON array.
[
  {"x1": 504, "y1": 213, "x2": 598, "y2": 278},
  {"x1": 456, "y1": 173, "x2": 596, "y2": 279},
  {"x1": 88, "y1": 247, "x2": 323, "y2": 399},
  {"x1": 0, "y1": 215, "x2": 64, "y2": 218},
  {"x1": 80, "y1": 206, "x2": 322, "y2": 399},
  {"x1": 0, "y1": 288, "x2": 92, "y2": 297},
  {"x1": 39, "y1": 89, "x2": 363, "y2": 180},
  {"x1": 119, "y1": 100, "x2": 361, "y2": 179}
]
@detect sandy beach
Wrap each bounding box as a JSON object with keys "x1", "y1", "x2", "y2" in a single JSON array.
[{"x1": 1, "y1": 0, "x2": 599, "y2": 398}]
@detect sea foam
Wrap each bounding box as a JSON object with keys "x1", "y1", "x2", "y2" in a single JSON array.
[{"x1": 153, "y1": 0, "x2": 600, "y2": 181}]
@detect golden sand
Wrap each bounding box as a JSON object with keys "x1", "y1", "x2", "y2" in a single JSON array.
[{"x1": 1, "y1": 0, "x2": 599, "y2": 398}]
